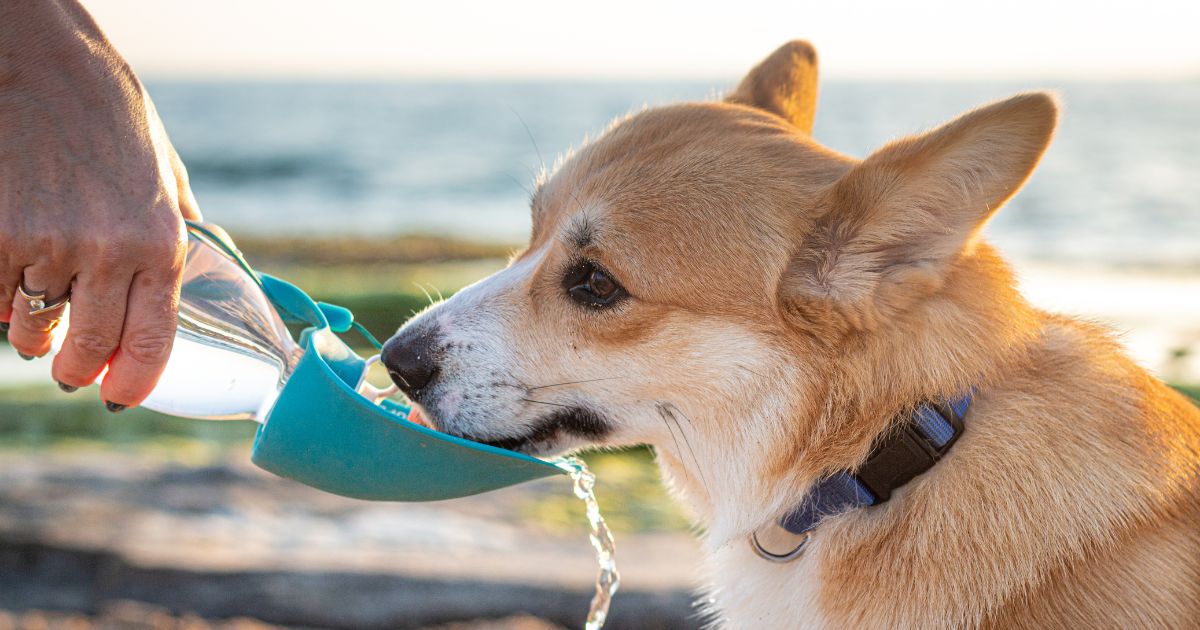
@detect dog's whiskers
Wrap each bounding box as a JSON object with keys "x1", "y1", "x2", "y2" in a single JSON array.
[
  {"x1": 735, "y1": 363, "x2": 768, "y2": 379},
  {"x1": 521, "y1": 397, "x2": 574, "y2": 409},
  {"x1": 658, "y1": 402, "x2": 711, "y2": 496},
  {"x1": 509, "y1": 106, "x2": 546, "y2": 177},
  {"x1": 413, "y1": 282, "x2": 437, "y2": 306},
  {"x1": 657, "y1": 403, "x2": 690, "y2": 485},
  {"x1": 526, "y1": 376, "x2": 624, "y2": 392},
  {"x1": 505, "y1": 173, "x2": 536, "y2": 199}
]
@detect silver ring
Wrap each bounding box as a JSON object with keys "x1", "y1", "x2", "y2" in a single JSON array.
[
  {"x1": 18, "y1": 283, "x2": 70, "y2": 316},
  {"x1": 749, "y1": 530, "x2": 811, "y2": 563}
]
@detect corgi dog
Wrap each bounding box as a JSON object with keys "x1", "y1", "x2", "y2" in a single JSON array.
[{"x1": 382, "y1": 41, "x2": 1200, "y2": 628}]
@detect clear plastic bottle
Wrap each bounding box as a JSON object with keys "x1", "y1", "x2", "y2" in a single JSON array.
[{"x1": 51, "y1": 223, "x2": 304, "y2": 421}]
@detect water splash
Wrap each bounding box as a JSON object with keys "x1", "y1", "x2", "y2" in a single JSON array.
[{"x1": 552, "y1": 455, "x2": 620, "y2": 630}]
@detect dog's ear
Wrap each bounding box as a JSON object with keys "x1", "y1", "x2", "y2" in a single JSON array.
[
  {"x1": 779, "y1": 92, "x2": 1058, "y2": 333},
  {"x1": 727, "y1": 40, "x2": 819, "y2": 134}
]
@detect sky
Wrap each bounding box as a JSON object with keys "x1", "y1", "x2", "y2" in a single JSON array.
[{"x1": 84, "y1": 0, "x2": 1200, "y2": 80}]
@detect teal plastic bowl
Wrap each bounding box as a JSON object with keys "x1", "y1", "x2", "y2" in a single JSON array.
[{"x1": 248, "y1": 274, "x2": 563, "y2": 501}]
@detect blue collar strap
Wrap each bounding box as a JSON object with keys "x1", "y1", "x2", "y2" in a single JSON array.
[{"x1": 779, "y1": 392, "x2": 972, "y2": 536}]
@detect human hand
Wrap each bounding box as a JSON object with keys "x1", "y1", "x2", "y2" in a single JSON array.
[{"x1": 0, "y1": 1, "x2": 201, "y2": 410}]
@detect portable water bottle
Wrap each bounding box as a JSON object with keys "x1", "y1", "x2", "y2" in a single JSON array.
[
  {"x1": 48, "y1": 222, "x2": 563, "y2": 499},
  {"x1": 49, "y1": 223, "x2": 307, "y2": 420},
  {"x1": 46, "y1": 223, "x2": 612, "y2": 628}
]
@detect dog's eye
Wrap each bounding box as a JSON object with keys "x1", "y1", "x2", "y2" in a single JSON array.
[{"x1": 564, "y1": 261, "x2": 626, "y2": 307}]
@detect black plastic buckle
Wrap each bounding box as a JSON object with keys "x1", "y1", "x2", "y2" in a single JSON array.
[{"x1": 854, "y1": 403, "x2": 964, "y2": 503}]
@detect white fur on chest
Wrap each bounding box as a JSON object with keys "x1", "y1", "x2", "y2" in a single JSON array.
[{"x1": 707, "y1": 539, "x2": 828, "y2": 629}]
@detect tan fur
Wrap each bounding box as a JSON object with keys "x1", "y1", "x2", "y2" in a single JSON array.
[
  {"x1": 393, "y1": 40, "x2": 1200, "y2": 628},
  {"x1": 727, "y1": 40, "x2": 821, "y2": 133}
]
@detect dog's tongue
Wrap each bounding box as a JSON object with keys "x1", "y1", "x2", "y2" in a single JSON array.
[{"x1": 407, "y1": 406, "x2": 433, "y2": 429}]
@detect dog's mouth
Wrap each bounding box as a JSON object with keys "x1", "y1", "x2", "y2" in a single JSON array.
[{"x1": 452, "y1": 406, "x2": 612, "y2": 456}]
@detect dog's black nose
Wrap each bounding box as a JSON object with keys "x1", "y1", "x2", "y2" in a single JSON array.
[{"x1": 381, "y1": 325, "x2": 440, "y2": 399}]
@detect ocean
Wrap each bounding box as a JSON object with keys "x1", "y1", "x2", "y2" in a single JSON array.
[
  {"x1": 149, "y1": 79, "x2": 1200, "y2": 270},
  {"x1": 3, "y1": 80, "x2": 1198, "y2": 385}
]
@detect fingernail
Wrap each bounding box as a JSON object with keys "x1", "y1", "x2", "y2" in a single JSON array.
[
  {"x1": 105, "y1": 401, "x2": 127, "y2": 413},
  {"x1": 57, "y1": 382, "x2": 78, "y2": 393},
  {"x1": 18, "y1": 353, "x2": 34, "y2": 361}
]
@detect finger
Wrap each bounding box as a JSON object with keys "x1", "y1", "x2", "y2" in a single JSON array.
[
  {"x1": 0, "y1": 268, "x2": 17, "y2": 327},
  {"x1": 100, "y1": 265, "x2": 183, "y2": 408},
  {"x1": 169, "y1": 145, "x2": 203, "y2": 222},
  {"x1": 7, "y1": 266, "x2": 73, "y2": 359},
  {"x1": 51, "y1": 268, "x2": 132, "y2": 389}
]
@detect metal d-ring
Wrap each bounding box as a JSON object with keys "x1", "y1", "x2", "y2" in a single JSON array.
[{"x1": 750, "y1": 529, "x2": 812, "y2": 563}]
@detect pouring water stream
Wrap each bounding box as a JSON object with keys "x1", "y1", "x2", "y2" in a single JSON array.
[
  {"x1": 364, "y1": 385, "x2": 622, "y2": 628},
  {"x1": 552, "y1": 455, "x2": 621, "y2": 630}
]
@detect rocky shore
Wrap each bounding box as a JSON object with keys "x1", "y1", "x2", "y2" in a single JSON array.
[{"x1": 0, "y1": 451, "x2": 702, "y2": 629}]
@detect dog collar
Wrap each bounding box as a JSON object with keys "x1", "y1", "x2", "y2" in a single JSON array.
[{"x1": 751, "y1": 392, "x2": 972, "y2": 561}]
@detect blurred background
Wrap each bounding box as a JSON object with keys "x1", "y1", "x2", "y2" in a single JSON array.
[{"x1": 2, "y1": 1, "x2": 1198, "y2": 628}]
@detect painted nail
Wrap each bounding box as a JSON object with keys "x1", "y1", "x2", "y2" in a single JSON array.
[
  {"x1": 18, "y1": 353, "x2": 34, "y2": 361},
  {"x1": 0, "y1": 322, "x2": 8, "y2": 332},
  {"x1": 105, "y1": 401, "x2": 127, "y2": 413},
  {"x1": 57, "y1": 382, "x2": 78, "y2": 393}
]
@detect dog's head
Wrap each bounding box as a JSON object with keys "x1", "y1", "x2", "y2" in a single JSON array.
[{"x1": 383, "y1": 41, "x2": 1056, "y2": 527}]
